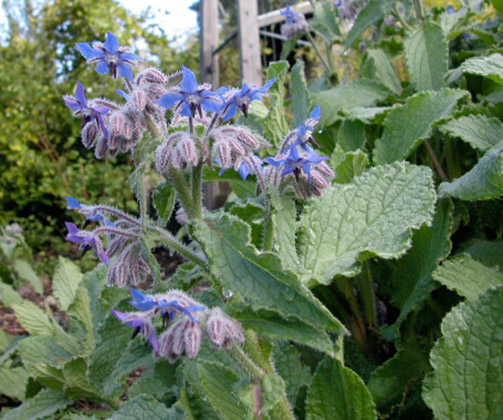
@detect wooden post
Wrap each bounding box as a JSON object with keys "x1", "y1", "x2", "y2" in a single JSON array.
[
  {"x1": 200, "y1": 0, "x2": 219, "y2": 86},
  {"x1": 237, "y1": 0, "x2": 262, "y2": 84}
]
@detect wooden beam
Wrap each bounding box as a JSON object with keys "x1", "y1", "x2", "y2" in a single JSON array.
[
  {"x1": 200, "y1": 0, "x2": 219, "y2": 85},
  {"x1": 257, "y1": 1, "x2": 313, "y2": 28},
  {"x1": 237, "y1": 0, "x2": 262, "y2": 85}
]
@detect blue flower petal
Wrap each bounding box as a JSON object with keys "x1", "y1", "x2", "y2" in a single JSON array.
[
  {"x1": 65, "y1": 197, "x2": 81, "y2": 209},
  {"x1": 223, "y1": 103, "x2": 238, "y2": 121},
  {"x1": 64, "y1": 97, "x2": 82, "y2": 112},
  {"x1": 96, "y1": 61, "x2": 110, "y2": 75},
  {"x1": 180, "y1": 102, "x2": 193, "y2": 117},
  {"x1": 201, "y1": 98, "x2": 223, "y2": 113},
  {"x1": 310, "y1": 105, "x2": 322, "y2": 120},
  {"x1": 75, "y1": 82, "x2": 87, "y2": 107},
  {"x1": 156, "y1": 92, "x2": 184, "y2": 110},
  {"x1": 76, "y1": 43, "x2": 104, "y2": 60},
  {"x1": 104, "y1": 32, "x2": 120, "y2": 53},
  {"x1": 181, "y1": 65, "x2": 199, "y2": 94},
  {"x1": 120, "y1": 52, "x2": 145, "y2": 62},
  {"x1": 118, "y1": 62, "x2": 134, "y2": 81}
]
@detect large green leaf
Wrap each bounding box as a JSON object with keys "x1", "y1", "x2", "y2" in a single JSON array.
[
  {"x1": 439, "y1": 140, "x2": 503, "y2": 200},
  {"x1": 313, "y1": 80, "x2": 390, "y2": 127},
  {"x1": 264, "y1": 61, "x2": 290, "y2": 147},
  {"x1": 0, "y1": 389, "x2": 73, "y2": 420},
  {"x1": 368, "y1": 340, "x2": 429, "y2": 410},
  {"x1": 0, "y1": 282, "x2": 22, "y2": 308},
  {"x1": 345, "y1": 0, "x2": 394, "y2": 48},
  {"x1": 63, "y1": 357, "x2": 98, "y2": 398},
  {"x1": 299, "y1": 162, "x2": 436, "y2": 285},
  {"x1": 306, "y1": 357, "x2": 377, "y2": 420},
  {"x1": 0, "y1": 363, "x2": 29, "y2": 400},
  {"x1": 362, "y1": 49, "x2": 402, "y2": 95},
  {"x1": 373, "y1": 89, "x2": 467, "y2": 164},
  {"x1": 461, "y1": 53, "x2": 503, "y2": 84},
  {"x1": 68, "y1": 285, "x2": 95, "y2": 352},
  {"x1": 13, "y1": 259, "x2": 43, "y2": 294},
  {"x1": 53, "y1": 256, "x2": 83, "y2": 310},
  {"x1": 197, "y1": 360, "x2": 252, "y2": 420},
  {"x1": 192, "y1": 214, "x2": 344, "y2": 333},
  {"x1": 388, "y1": 199, "x2": 453, "y2": 330},
  {"x1": 432, "y1": 255, "x2": 503, "y2": 301},
  {"x1": 404, "y1": 22, "x2": 448, "y2": 91},
  {"x1": 18, "y1": 335, "x2": 73, "y2": 369},
  {"x1": 334, "y1": 150, "x2": 370, "y2": 184},
  {"x1": 439, "y1": 114, "x2": 503, "y2": 151},
  {"x1": 313, "y1": 0, "x2": 341, "y2": 42},
  {"x1": 423, "y1": 287, "x2": 503, "y2": 420},
  {"x1": 291, "y1": 60, "x2": 311, "y2": 126},
  {"x1": 108, "y1": 395, "x2": 183, "y2": 420}
]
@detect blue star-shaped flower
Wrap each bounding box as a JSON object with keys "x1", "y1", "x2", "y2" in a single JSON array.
[
  {"x1": 63, "y1": 82, "x2": 110, "y2": 138},
  {"x1": 110, "y1": 309, "x2": 160, "y2": 353},
  {"x1": 65, "y1": 222, "x2": 109, "y2": 265},
  {"x1": 76, "y1": 32, "x2": 145, "y2": 80},
  {"x1": 65, "y1": 197, "x2": 116, "y2": 226},
  {"x1": 280, "y1": 5, "x2": 301, "y2": 23},
  {"x1": 222, "y1": 78, "x2": 277, "y2": 121},
  {"x1": 264, "y1": 142, "x2": 329, "y2": 180},
  {"x1": 297, "y1": 105, "x2": 322, "y2": 146},
  {"x1": 156, "y1": 65, "x2": 228, "y2": 118}
]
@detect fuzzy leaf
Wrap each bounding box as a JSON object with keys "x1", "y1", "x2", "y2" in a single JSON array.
[
  {"x1": 388, "y1": 199, "x2": 453, "y2": 330},
  {"x1": 264, "y1": 61, "x2": 290, "y2": 146},
  {"x1": 439, "y1": 140, "x2": 503, "y2": 200},
  {"x1": 334, "y1": 150, "x2": 370, "y2": 184},
  {"x1": 13, "y1": 259, "x2": 43, "y2": 294},
  {"x1": 423, "y1": 288, "x2": 503, "y2": 420},
  {"x1": 461, "y1": 53, "x2": 503, "y2": 84},
  {"x1": 53, "y1": 256, "x2": 83, "y2": 310},
  {"x1": 0, "y1": 364, "x2": 29, "y2": 400},
  {"x1": 0, "y1": 389, "x2": 73, "y2": 420},
  {"x1": 0, "y1": 282, "x2": 23, "y2": 308},
  {"x1": 433, "y1": 255, "x2": 503, "y2": 301},
  {"x1": 299, "y1": 162, "x2": 436, "y2": 285},
  {"x1": 313, "y1": 80, "x2": 390, "y2": 127},
  {"x1": 18, "y1": 336, "x2": 73, "y2": 369},
  {"x1": 192, "y1": 214, "x2": 344, "y2": 333},
  {"x1": 291, "y1": 60, "x2": 312, "y2": 126},
  {"x1": 362, "y1": 49, "x2": 402, "y2": 95},
  {"x1": 198, "y1": 361, "x2": 252, "y2": 420},
  {"x1": 108, "y1": 395, "x2": 183, "y2": 420},
  {"x1": 405, "y1": 22, "x2": 448, "y2": 91},
  {"x1": 439, "y1": 114, "x2": 503, "y2": 151},
  {"x1": 374, "y1": 89, "x2": 467, "y2": 164},
  {"x1": 306, "y1": 357, "x2": 377, "y2": 420},
  {"x1": 152, "y1": 181, "x2": 176, "y2": 222},
  {"x1": 68, "y1": 285, "x2": 95, "y2": 352}
]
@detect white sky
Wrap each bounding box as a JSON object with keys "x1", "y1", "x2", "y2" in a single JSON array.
[{"x1": 0, "y1": 0, "x2": 198, "y2": 47}]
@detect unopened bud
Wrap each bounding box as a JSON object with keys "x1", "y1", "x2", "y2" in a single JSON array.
[
  {"x1": 133, "y1": 90, "x2": 147, "y2": 111},
  {"x1": 159, "y1": 318, "x2": 188, "y2": 363},
  {"x1": 215, "y1": 141, "x2": 233, "y2": 168},
  {"x1": 184, "y1": 322, "x2": 203, "y2": 358},
  {"x1": 176, "y1": 135, "x2": 200, "y2": 167},
  {"x1": 95, "y1": 137, "x2": 108, "y2": 159},
  {"x1": 206, "y1": 308, "x2": 245, "y2": 349},
  {"x1": 81, "y1": 122, "x2": 99, "y2": 149},
  {"x1": 137, "y1": 67, "x2": 170, "y2": 84},
  {"x1": 155, "y1": 141, "x2": 174, "y2": 173}
]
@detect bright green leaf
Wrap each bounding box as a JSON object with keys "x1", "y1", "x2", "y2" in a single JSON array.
[
  {"x1": 0, "y1": 364, "x2": 29, "y2": 400},
  {"x1": 291, "y1": 60, "x2": 312, "y2": 126},
  {"x1": 461, "y1": 53, "x2": 503, "y2": 84},
  {"x1": 374, "y1": 89, "x2": 467, "y2": 164},
  {"x1": 334, "y1": 150, "x2": 370, "y2": 183},
  {"x1": 362, "y1": 49, "x2": 402, "y2": 95},
  {"x1": 108, "y1": 395, "x2": 183, "y2": 420},
  {"x1": 152, "y1": 181, "x2": 176, "y2": 222},
  {"x1": 0, "y1": 282, "x2": 23, "y2": 308},
  {"x1": 299, "y1": 162, "x2": 436, "y2": 285},
  {"x1": 440, "y1": 114, "x2": 503, "y2": 151},
  {"x1": 13, "y1": 259, "x2": 43, "y2": 294},
  {"x1": 53, "y1": 256, "x2": 83, "y2": 310},
  {"x1": 68, "y1": 285, "x2": 95, "y2": 352},
  {"x1": 0, "y1": 389, "x2": 73, "y2": 420},
  {"x1": 264, "y1": 61, "x2": 290, "y2": 147},
  {"x1": 423, "y1": 288, "x2": 503, "y2": 420}
]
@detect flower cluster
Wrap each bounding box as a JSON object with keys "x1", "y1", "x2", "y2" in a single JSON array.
[
  {"x1": 111, "y1": 289, "x2": 244, "y2": 362},
  {"x1": 280, "y1": 5, "x2": 309, "y2": 39}
]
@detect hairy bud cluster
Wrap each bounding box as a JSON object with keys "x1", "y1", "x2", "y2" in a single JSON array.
[
  {"x1": 159, "y1": 318, "x2": 203, "y2": 362},
  {"x1": 281, "y1": 13, "x2": 309, "y2": 39},
  {"x1": 206, "y1": 307, "x2": 245, "y2": 349},
  {"x1": 211, "y1": 126, "x2": 264, "y2": 169},
  {"x1": 155, "y1": 132, "x2": 201, "y2": 173},
  {"x1": 108, "y1": 241, "x2": 152, "y2": 287}
]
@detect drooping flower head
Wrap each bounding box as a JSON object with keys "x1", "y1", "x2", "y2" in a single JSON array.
[
  {"x1": 280, "y1": 5, "x2": 309, "y2": 39},
  {"x1": 297, "y1": 105, "x2": 322, "y2": 146},
  {"x1": 76, "y1": 32, "x2": 145, "y2": 80},
  {"x1": 63, "y1": 82, "x2": 110, "y2": 138},
  {"x1": 222, "y1": 78, "x2": 277, "y2": 121},
  {"x1": 281, "y1": 5, "x2": 301, "y2": 23},
  {"x1": 156, "y1": 65, "x2": 227, "y2": 118},
  {"x1": 65, "y1": 222, "x2": 110, "y2": 265},
  {"x1": 110, "y1": 309, "x2": 160, "y2": 353}
]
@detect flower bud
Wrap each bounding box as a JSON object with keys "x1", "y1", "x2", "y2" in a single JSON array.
[
  {"x1": 94, "y1": 137, "x2": 108, "y2": 159},
  {"x1": 81, "y1": 122, "x2": 99, "y2": 149},
  {"x1": 133, "y1": 90, "x2": 147, "y2": 111},
  {"x1": 137, "y1": 67, "x2": 170, "y2": 85},
  {"x1": 206, "y1": 308, "x2": 245, "y2": 349},
  {"x1": 158, "y1": 318, "x2": 188, "y2": 363},
  {"x1": 176, "y1": 135, "x2": 200, "y2": 167},
  {"x1": 155, "y1": 141, "x2": 174, "y2": 173},
  {"x1": 215, "y1": 141, "x2": 233, "y2": 168},
  {"x1": 184, "y1": 322, "x2": 203, "y2": 358}
]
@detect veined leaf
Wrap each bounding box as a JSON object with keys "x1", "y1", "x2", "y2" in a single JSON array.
[
  {"x1": 374, "y1": 89, "x2": 467, "y2": 164},
  {"x1": 18, "y1": 335, "x2": 73, "y2": 369},
  {"x1": 299, "y1": 162, "x2": 436, "y2": 285},
  {"x1": 152, "y1": 181, "x2": 176, "y2": 223},
  {"x1": 405, "y1": 22, "x2": 448, "y2": 91},
  {"x1": 439, "y1": 140, "x2": 503, "y2": 200},
  {"x1": 53, "y1": 256, "x2": 83, "y2": 310},
  {"x1": 306, "y1": 357, "x2": 377, "y2": 420},
  {"x1": 264, "y1": 61, "x2": 290, "y2": 147},
  {"x1": 192, "y1": 214, "x2": 345, "y2": 333},
  {"x1": 108, "y1": 395, "x2": 183, "y2": 420},
  {"x1": 0, "y1": 282, "x2": 23, "y2": 308},
  {"x1": 13, "y1": 259, "x2": 43, "y2": 294},
  {"x1": 362, "y1": 49, "x2": 402, "y2": 95},
  {"x1": 0, "y1": 389, "x2": 73, "y2": 420},
  {"x1": 439, "y1": 114, "x2": 503, "y2": 151},
  {"x1": 432, "y1": 255, "x2": 503, "y2": 301},
  {"x1": 291, "y1": 60, "x2": 311, "y2": 126},
  {"x1": 68, "y1": 285, "x2": 95, "y2": 352},
  {"x1": 461, "y1": 53, "x2": 503, "y2": 84},
  {"x1": 334, "y1": 150, "x2": 370, "y2": 184},
  {"x1": 423, "y1": 287, "x2": 503, "y2": 420},
  {"x1": 313, "y1": 1, "x2": 341, "y2": 43},
  {"x1": 0, "y1": 363, "x2": 29, "y2": 400}
]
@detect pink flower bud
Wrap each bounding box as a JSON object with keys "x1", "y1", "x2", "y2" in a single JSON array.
[
  {"x1": 159, "y1": 318, "x2": 188, "y2": 363},
  {"x1": 177, "y1": 135, "x2": 200, "y2": 167},
  {"x1": 137, "y1": 67, "x2": 170, "y2": 84},
  {"x1": 206, "y1": 308, "x2": 245, "y2": 349},
  {"x1": 81, "y1": 122, "x2": 99, "y2": 149},
  {"x1": 155, "y1": 141, "x2": 174, "y2": 173},
  {"x1": 133, "y1": 90, "x2": 147, "y2": 111},
  {"x1": 215, "y1": 141, "x2": 233, "y2": 168},
  {"x1": 95, "y1": 137, "x2": 108, "y2": 159},
  {"x1": 184, "y1": 322, "x2": 203, "y2": 358}
]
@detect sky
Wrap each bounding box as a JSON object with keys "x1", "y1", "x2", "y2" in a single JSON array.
[{"x1": 0, "y1": 0, "x2": 199, "y2": 48}]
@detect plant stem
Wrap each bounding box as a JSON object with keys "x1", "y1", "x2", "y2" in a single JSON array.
[
  {"x1": 357, "y1": 261, "x2": 377, "y2": 328},
  {"x1": 425, "y1": 140, "x2": 448, "y2": 182},
  {"x1": 306, "y1": 31, "x2": 333, "y2": 75},
  {"x1": 338, "y1": 277, "x2": 368, "y2": 352},
  {"x1": 394, "y1": 4, "x2": 412, "y2": 31},
  {"x1": 170, "y1": 168, "x2": 194, "y2": 218},
  {"x1": 228, "y1": 344, "x2": 265, "y2": 383},
  {"x1": 191, "y1": 162, "x2": 204, "y2": 219}
]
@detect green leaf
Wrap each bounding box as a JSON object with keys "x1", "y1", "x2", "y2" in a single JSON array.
[
  {"x1": 264, "y1": 61, "x2": 290, "y2": 147},
  {"x1": 299, "y1": 162, "x2": 436, "y2": 285},
  {"x1": 374, "y1": 89, "x2": 467, "y2": 164},
  {"x1": 362, "y1": 49, "x2": 402, "y2": 95},
  {"x1": 388, "y1": 199, "x2": 453, "y2": 330},
  {"x1": 0, "y1": 364, "x2": 29, "y2": 400},
  {"x1": 405, "y1": 22, "x2": 448, "y2": 91},
  {"x1": 0, "y1": 282, "x2": 23, "y2": 308},
  {"x1": 439, "y1": 114, "x2": 503, "y2": 151},
  {"x1": 192, "y1": 214, "x2": 344, "y2": 333},
  {"x1": 462, "y1": 239, "x2": 503, "y2": 269},
  {"x1": 63, "y1": 357, "x2": 97, "y2": 398},
  {"x1": 433, "y1": 255, "x2": 503, "y2": 301},
  {"x1": 152, "y1": 181, "x2": 176, "y2": 222},
  {"x1": 291, "y1": 60, "x2": 312, "y2": 126},
  {"x1": 345, "y1": 0, "x2": 394, "y2": 48},
  {"x1": 423, "y1": 287, "x2": 503, "y2": 420},
  {"x1": 0, "y1": 389, "x2": 73, "y2": 420},
  {"x1": 367, "y1": 340, "x2": 429, "y2": 410},
  {"x1": 13, "y1": 259, "x2": 43, "y2": 294},
  {"x1": 492, "y1": 0, "x2": 503, "y2": 16},
  {"x1": 53, "y1": 256, "x2": 83, "y2": 310},
  {"x1": 230, "y1": 305, "x2": 337, "y2": 356},
  {"x1": 334, "y1": 150, "x2": 370, "y2": 184},
  {"x1": 108, "y1": 395, "x2": 183, "y2": 420},
  {"x1": 313, "y1": 1, "x2": 341, "y2": 43},
  {"x1": 197, "y1": 360, "x2": 252, "y2": 420},
  {"x1": 12, "y1": 301, "x2": 79, "y2": 354},
  {"x1": 68, "y1": 285, "x2": 95, "y2": 352},
  {"x1": 461, "y1": 53, "x2": 503, "y2": 84},
  {"x1": 306, "y1": 357, "x2": 377, "y2": 420},
  {"x1": 439, "y1": 140, "x2": 503, "y2": 200},
  {"x1": 337, "y1": 120, "x2": 367, "y2": 152},
  {"x1": 314, "y1": 80, "x2": 390, "y2": 127},
  {"x1": 129, "y1": 377, "x2": 170, "y2": 400},
  {"x1": 18, "y1": 336, "x2": 73, "y2": 369}
]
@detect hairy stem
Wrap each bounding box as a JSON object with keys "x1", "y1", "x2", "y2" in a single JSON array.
[{"x1": 357, "y1": 261, "x2": 377, "y2": 328}]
